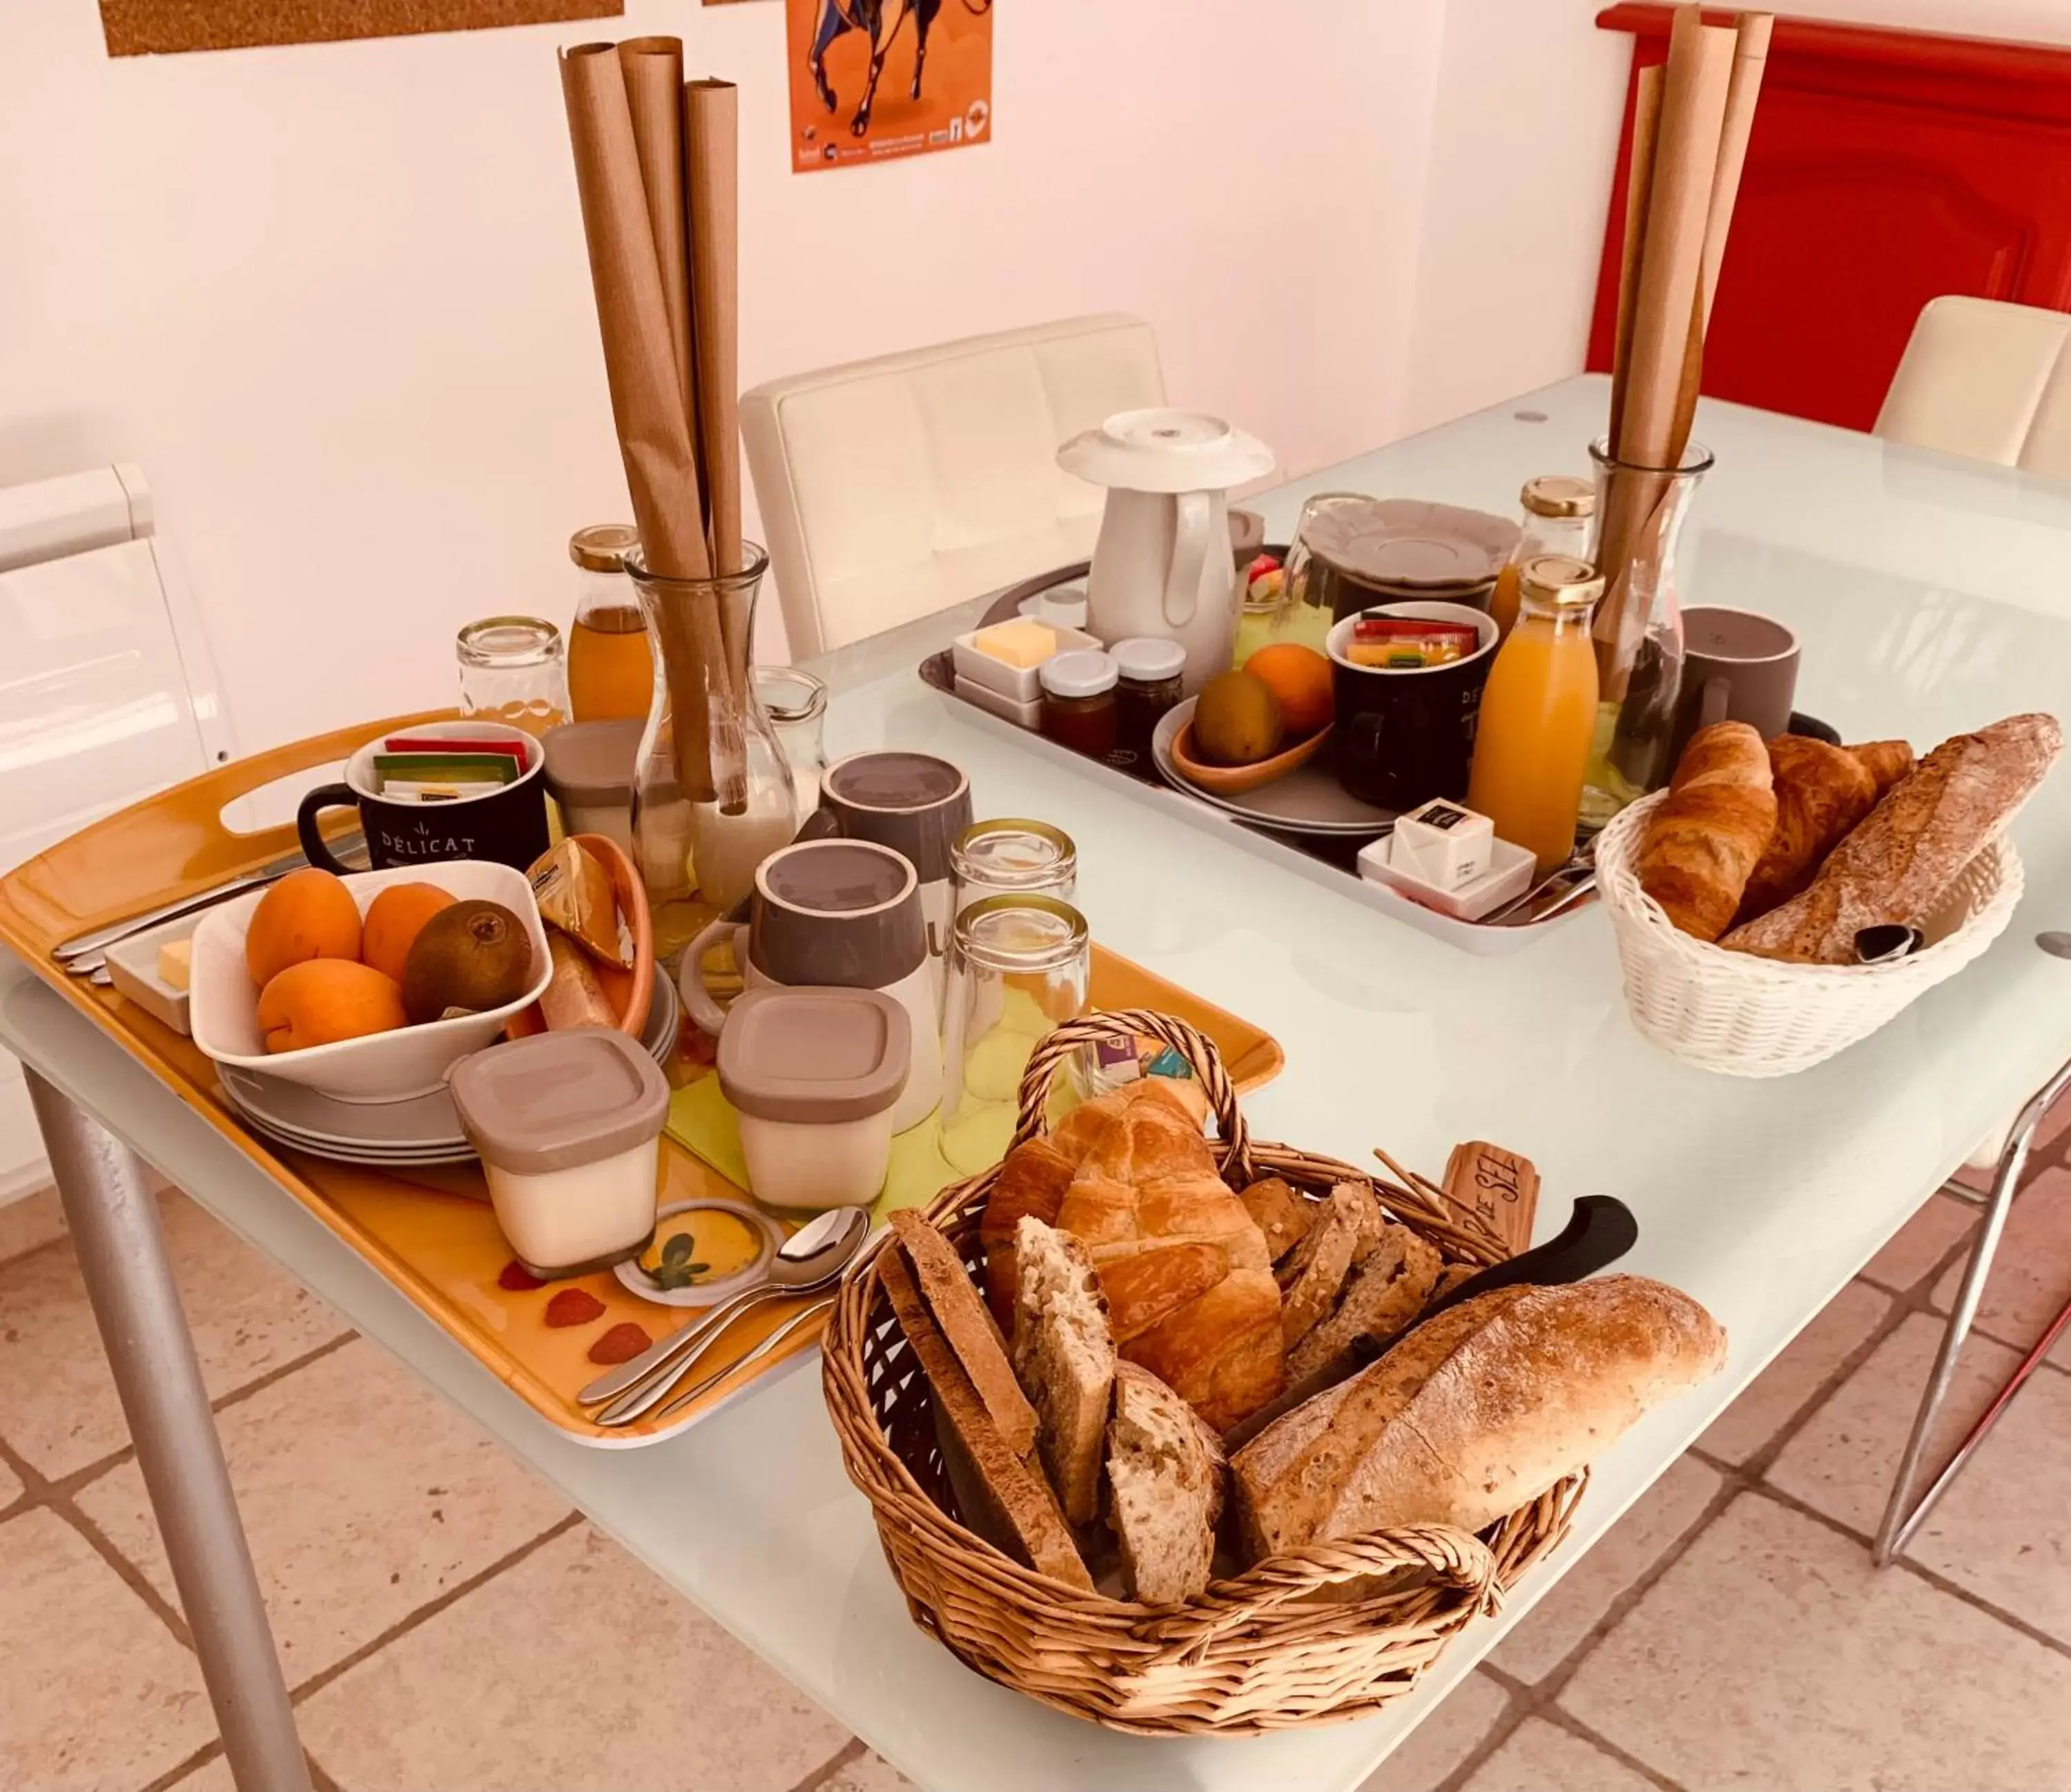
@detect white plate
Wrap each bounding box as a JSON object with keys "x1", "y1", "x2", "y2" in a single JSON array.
[
  {"x1": 190, "y1": 861, "x2": 553, "y2": 1103},
  {"x1": 1150, "y1": 699, "x2": 1393, "y2": 837}
]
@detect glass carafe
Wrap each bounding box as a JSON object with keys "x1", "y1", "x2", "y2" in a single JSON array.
[
  {"x1": 626, "y1": 543, "x2": 799, "y2": 959},
  {"x1": 754, "y1": 665, "x2": 829, "y2": 831},
  {"x1": 1580, "y1": 439, "x2": 1712, "y2": 831}
]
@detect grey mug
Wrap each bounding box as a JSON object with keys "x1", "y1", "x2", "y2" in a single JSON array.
[{"x1": 1671, "y1": 606, "x2": 1800, "y2": 761}]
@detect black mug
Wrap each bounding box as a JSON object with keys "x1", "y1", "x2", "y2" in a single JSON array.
[
  {"x1": 1328, "y1": 603, "x2": 1499, "y2": 812},
  {"x1": 295, "y1": 721, "x2": 551, "y2": 873}
]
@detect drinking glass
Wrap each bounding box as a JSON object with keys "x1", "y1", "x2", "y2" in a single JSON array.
[
  {"x1": 950, "y1": 819, "x2": 1078, "y2": 920},
  {"x1": 1264, "y1": 491, "x2": 1374, "y2": 656},
  {"x1": 456, "y1": 616, "x2": 570, "y2": 735},
  {"x1": 937, "y1": 895, "x2": 1090, "y2": 1175}
]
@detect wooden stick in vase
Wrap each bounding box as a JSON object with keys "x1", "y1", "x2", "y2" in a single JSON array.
[
  {"x1": 1607, "y1": 62, "x2": 1663, "y2": 455},
  {"x1": 1701, "y1": 13, "x2": 1773, "y2": 334},
  {"x1": 685, "y1": 79, "x2": 749, "y2": 685},
  {"x1": 619, "y1": 38, "x2": 699, "y2": 457}
]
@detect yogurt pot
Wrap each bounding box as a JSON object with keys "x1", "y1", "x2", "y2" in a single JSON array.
[
  {"x1": 447, "y1": 1029, "x2": 670, "y2": 1278},
  {"x1": 718, "y1": 985, "x2": 911, "y2": 1211}
]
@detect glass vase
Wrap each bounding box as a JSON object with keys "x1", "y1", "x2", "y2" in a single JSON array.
[
  {"x1": 627, "y1": 544, "x2": 799, "y2": 960},
  {"x1": 1579, "y1": 438, "x2": 1713, "y2": 831}
]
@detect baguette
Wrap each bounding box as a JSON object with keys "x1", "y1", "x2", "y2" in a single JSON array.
[
  {"x1": 1231, "y1": 1277, "x2": 1725, "y2": 1558},
  {"x1": 888, "y1": 1211, "x2": 1036, "y2": 1457},
  {"x1": 879, "y1": 1243, "x2": 1091, "y2": 1589},
  {"x1": 1637, "y1": 721, "x2": 1777, "y2": 940},
  {"x1": 1724, "y1": 713, "x2": 2061, "y2": 964},
  {"x1": 1011, "y1": 1218, "x2": 1115, "y2": 1526},
  {"x1": 538, "y1": 934, "x2": 616, "y2": 1031},
  {"x1": 1107, "y1": 1362, "x2": 1223, "y2": 1605}
]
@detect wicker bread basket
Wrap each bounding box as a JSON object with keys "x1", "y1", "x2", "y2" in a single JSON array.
[
  {"x1": 822, "y1": 1009, "x2": 1584, "y2": 1735},
  {"x1": 1595, "y1": 790, "x2": 2023, "y2": 1078}
]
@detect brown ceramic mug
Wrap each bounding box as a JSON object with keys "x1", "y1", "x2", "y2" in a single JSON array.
[
  {"x1": 681, "y1": 839, "x2": 940, "y2": 1132},
  {"x1": 1671, "y1": 607, "x2": 1800, "y2": 761}
]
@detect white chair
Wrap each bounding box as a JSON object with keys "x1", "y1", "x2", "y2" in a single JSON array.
[
  {"x1": 1875, "y1": 295, "x2": 2071, "y2": 479},
  {"x1": 0, "y1": 465, "x2": 233, "y2": 1199},
  {"x1": 741, "y1": 314, "x2": 1165, "y2": 659}
]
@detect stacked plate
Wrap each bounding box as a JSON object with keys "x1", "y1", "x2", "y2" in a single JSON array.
[{"x1": 218, "y1": 974, "x2": 682, "y2": 1169}]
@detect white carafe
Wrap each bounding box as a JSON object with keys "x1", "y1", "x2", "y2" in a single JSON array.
[{"x1": 1057, "y1": 409, "x2": 1275, "y2": 695}]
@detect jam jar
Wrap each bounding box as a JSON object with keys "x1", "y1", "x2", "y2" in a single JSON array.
[
  {"x1": 1038, "y1": 650, "x2": 1120, "y2": 757},
  {"x1": 1110, "y1": 636, "x2": 1186, "y2": 758}
]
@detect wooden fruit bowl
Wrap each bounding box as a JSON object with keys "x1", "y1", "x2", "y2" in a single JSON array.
[
  {"x1": 1170, "y1": 716, "x2": 1334, "y2": 797},
  {"x1": 505, "y1": 832, "x2": 654, "y2": 1040}
]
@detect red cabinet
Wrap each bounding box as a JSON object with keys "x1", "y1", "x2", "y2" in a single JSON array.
[{"x1": 1589, "y1": 6, "x2": 2071, "y2": 431}]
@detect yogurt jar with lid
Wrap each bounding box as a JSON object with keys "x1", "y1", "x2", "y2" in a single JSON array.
[
  {"x1": 718, "y1": 985, "x2": 911, "y2": 1211},
  {"x1": 448, "y1": 1029, "x2": 670, "y2": 1278}
]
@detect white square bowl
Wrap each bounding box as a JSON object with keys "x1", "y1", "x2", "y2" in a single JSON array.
[
  {"x1": 951, "y1": 622, "x2": 1104, "y2": 703},
  {"x1": 103, "y1": 914, "x2": 205, "y2": 1036},
  {"x1": 1357, "y1": 832, "x2": 1537, "y2": 922},
  {"x1": 188, "y1": 861, "x2": 552, "y2": 1103}
]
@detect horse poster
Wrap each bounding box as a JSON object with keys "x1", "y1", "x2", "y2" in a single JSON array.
[{"x1": 786, "y1": 0, "x2": 993, "y2": 173}]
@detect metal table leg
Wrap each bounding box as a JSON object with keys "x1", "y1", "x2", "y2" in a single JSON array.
[
  {"x1": 25, "y1": 1071, "x2": 311, "y2": 1792},
  {"x1": 1873, "y1": 1055, "x2": 2071, "y2": 1568}
]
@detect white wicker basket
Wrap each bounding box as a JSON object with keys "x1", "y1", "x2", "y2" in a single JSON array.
[{"x1": 1594, "y1": 790, "x2": 2024, "y2": 1077}]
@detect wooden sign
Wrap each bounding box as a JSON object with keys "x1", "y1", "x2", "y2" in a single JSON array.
[{"x1": 1443, "y1": 1140, "x2": 1541, "y2": 1258}]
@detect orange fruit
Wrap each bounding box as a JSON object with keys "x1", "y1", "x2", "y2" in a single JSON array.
[
  {"x1": 244, "y1": 868, "x2": 362, "y2": 988},
  {"x1": 1243, "y1": 643, "x2": 1334, "y2": 739},
  {"x1": 255, "y1": 960, "x2": 406, "y2": 1054},
  {"x1": 361, "y1": 883, "x2": 458, "y2": 986}
]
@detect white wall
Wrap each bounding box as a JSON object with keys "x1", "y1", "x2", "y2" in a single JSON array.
[{"x1": 0, "y1": 0, "x2": 1445, "y2": 746}]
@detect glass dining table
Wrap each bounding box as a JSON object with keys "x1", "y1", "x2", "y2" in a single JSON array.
[{"x1": 8, "y1": 372, "x2": 2071, "y2": 1792}]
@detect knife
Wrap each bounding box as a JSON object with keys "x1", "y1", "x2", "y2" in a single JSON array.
[
  {"x1": 1484, "y1": 862, "x2": 1598, "y2": 928},
  {"x1": 1221, "y1": 1195, "x2": 1639, "y2": 1452},
  {"x1": 53, "y1": 835, "x2": 367, "y2": 966}
]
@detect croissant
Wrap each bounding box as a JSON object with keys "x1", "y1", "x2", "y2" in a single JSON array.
[
  {"x1": 1735, "y1": 735, "x2": 1880, "y2": 922},
  {"x1": 1637, "y1": 722, "x2": 1778, "y2": 941}
]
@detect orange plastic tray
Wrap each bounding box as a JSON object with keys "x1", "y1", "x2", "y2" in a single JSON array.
[{"x1": 0, "y1": 712, "x2": 1285, "y2": 1445}]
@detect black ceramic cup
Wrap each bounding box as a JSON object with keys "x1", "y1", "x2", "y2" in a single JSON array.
[
  {"x1": 295, "y1": 721, "x2": 551, "y2": 874},
  {"x1": 1327, "y1": 603, "x2": 1499, "y2": 812}
]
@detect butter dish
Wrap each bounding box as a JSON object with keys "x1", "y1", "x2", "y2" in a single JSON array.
[
  {"x1": 103, "y1": 913, "x2": 206, "y2": 1037},
  {"x1": 951, "y1": 621, "x2": 1104, "y2": 703}
]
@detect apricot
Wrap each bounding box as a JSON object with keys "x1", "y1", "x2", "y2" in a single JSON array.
[
  {"x1": 245, "y1": 868, "x2": 362, "y2": 988},
  {"x1": 257, "y1": 960, "x2": 406, "y2": 1054},
  {"x1": 1244, "y1": 642, "x2": 1335, "y2": 739},
  {"x1": 360, "y1": 883, "x2": 457, "y2": 985}
]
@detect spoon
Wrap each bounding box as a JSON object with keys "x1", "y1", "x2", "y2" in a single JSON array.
[
  {"x1": 579, "y1": 1206, "x2": 869, "y2": 1425},
  {"x1": 1855, "y1": 924, "x2": 1925, "y2": 965}
]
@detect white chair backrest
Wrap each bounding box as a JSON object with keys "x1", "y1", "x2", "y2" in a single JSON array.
[
  {"x1": 1875, "y1": 295, "x2": 2071, "y2": 480},
  {"x1": 741, "y1": 314, "x2": 1165, "y2": 659}
]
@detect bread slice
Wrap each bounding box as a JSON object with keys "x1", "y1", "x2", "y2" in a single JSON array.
[
  {"x1": 980, "y1": 1136, "x2": 1077, "y2": 1325},
  {"x1": 1240, "y1": 1176, "x2": 1314, "y2": 1263},
  {"x1": 1285, "y1": 1223, "x2": 1443, "y2": 1383},
  {"x1": 1107, "y1": 1362, "x2": 1223, "y2": 1604},
  {"x1": 1276, "y1": 1185, "x2": 1364, "y2": 1347},
  {"x1": 1232, "y1": 1278, "x2": 1726, "y2": 1559},
  {"x1": 879, "y1": 1242, "x2": 1091, "y2": 1590},
  {"x1": 1011, "y1": 1218, "x2": 1116, "y2": 1525},
  {"x1": 889, "y1": 1210, "x2": 1036, "y2": 1457}
]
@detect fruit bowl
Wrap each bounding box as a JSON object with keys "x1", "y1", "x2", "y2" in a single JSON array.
[
  {"x1": 505, "y1": 832, "x2": 654, "y2": 1042},
  {"x1": 1169, "y1": 711, "x2": 1334, "y2": 797},
  {"x1": 188, "y1": 861, "x2": 552, "y2": 1103}
]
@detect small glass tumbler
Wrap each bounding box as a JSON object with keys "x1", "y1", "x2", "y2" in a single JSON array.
[
  {"x1": 938, "y1": 895, "x2": 1091, "y2": 1175},
  {"x1": 950, "y1": 819, "x2": 1078, "y2": 921},
  {"x1": 456, "y1": 616, "x2": 570, "y2": 736}
]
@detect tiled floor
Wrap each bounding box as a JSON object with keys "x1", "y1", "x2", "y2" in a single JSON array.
[{"x1": 2, "y1": 1131, "x2": 2068, "y2": 1792}]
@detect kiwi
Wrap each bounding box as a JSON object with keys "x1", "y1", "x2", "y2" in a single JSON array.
[{"x1": 400, "y1": 899, "x2": 534, "y2": 1025}]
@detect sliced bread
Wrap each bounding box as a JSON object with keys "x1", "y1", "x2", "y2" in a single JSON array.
[
  {"x1": 1240, "y1": 1176, "x2": 1315, "y2": 1263},
  {"x1": 879, "y1": 1240, "x2": 1091, "y2": 1590},
  {"x1": 1011, "y1": 1216, "x2": 1116, "y2": 1525},
  {"x1": 889, "y1": 1209, "x2": 1037, "y2": 1457},
  {"x1": 1276, "y1": 1185, "x2": 1365, "y2": 1347},
  {"x1": 1107, "y1": 1361, "x2": 1224, "y2": 1604},
  {"x1": 1285, "y1": 1222, "x2": 1443, "y2": 1383}
]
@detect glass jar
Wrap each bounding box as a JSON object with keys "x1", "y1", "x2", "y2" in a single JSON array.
[
  {"x1": 1110, "y1": 637, "x2": 1186, "y2": 758},
  {"x1": 456, "y1": 616, "x2": 570, "y2": 736},
  {"x1": 565, "y1": 524, "x2": 655, "y2": 723},
  {"x1": 1581, "y1": 438, "x2": 1713, "y2": 830},
  {"x1": 754, "y1": 665, "x2": 829, "y2": 830},
  {"x1": 626, "y1": 543, "x2": 799, "y2": 955},
  {"x1": 951, "y1": 819, "x2": 1078, "y2": 919},
  {"x1": 1489, "y1": 476, "x2": 1595, "y2": 639},
  {"x1": 938, "y1": 895, "x2": 1091, "y2": 1175},
  {"x1": 1038, "y1": 650, "x2": 1119, "y2": 757}
]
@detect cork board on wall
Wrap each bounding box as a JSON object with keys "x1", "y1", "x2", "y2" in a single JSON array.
[{"x1": 100, "y1": 0, "x2": 623, "y2": 57}]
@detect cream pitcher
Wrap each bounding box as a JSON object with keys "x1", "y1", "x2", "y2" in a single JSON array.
[{"x1": 1057, "y1": 409, "x2": 1274, "y2": 695}]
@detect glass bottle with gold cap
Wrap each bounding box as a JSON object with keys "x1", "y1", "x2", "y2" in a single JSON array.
[
  {"x1": 1466, "y1": 553, "x2": 1607, "y2": 877},
  {"x1": 565, "y1": 524, "x2": 656, "y2": 723},
  {"x1": 1488, "y1": 476, "x2": 1596, "y2": 638}
]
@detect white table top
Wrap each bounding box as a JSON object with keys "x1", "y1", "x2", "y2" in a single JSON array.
[{"x1": 11, "y1": 373, "x2": 2071, "y2": 1791}]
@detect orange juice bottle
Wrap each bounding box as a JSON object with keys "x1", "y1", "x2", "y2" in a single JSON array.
[
  {"x1": 1466, "y1": 554, "x2": 1606, "y2": 877},
  {"x1": 1490, "y1": 476, "x2": 1595, "y2": 639},
  {"x1": 565, "y1": 524, "x2": 657, "y2": 722}
]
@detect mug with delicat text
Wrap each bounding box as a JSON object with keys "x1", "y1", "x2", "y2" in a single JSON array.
[
  {"x1": 1671, "y1": 606, "x2": 1800, "y2": 760},
  {"x1": 680, "y1": 838, "x2": 942, "y2": 1133},
  {"x1": 295, "y1": 721, "x2": 550, "y2": 874},
  {"x1": 1327, "y1": 603, "x2": 1499, "y2": 812}
]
